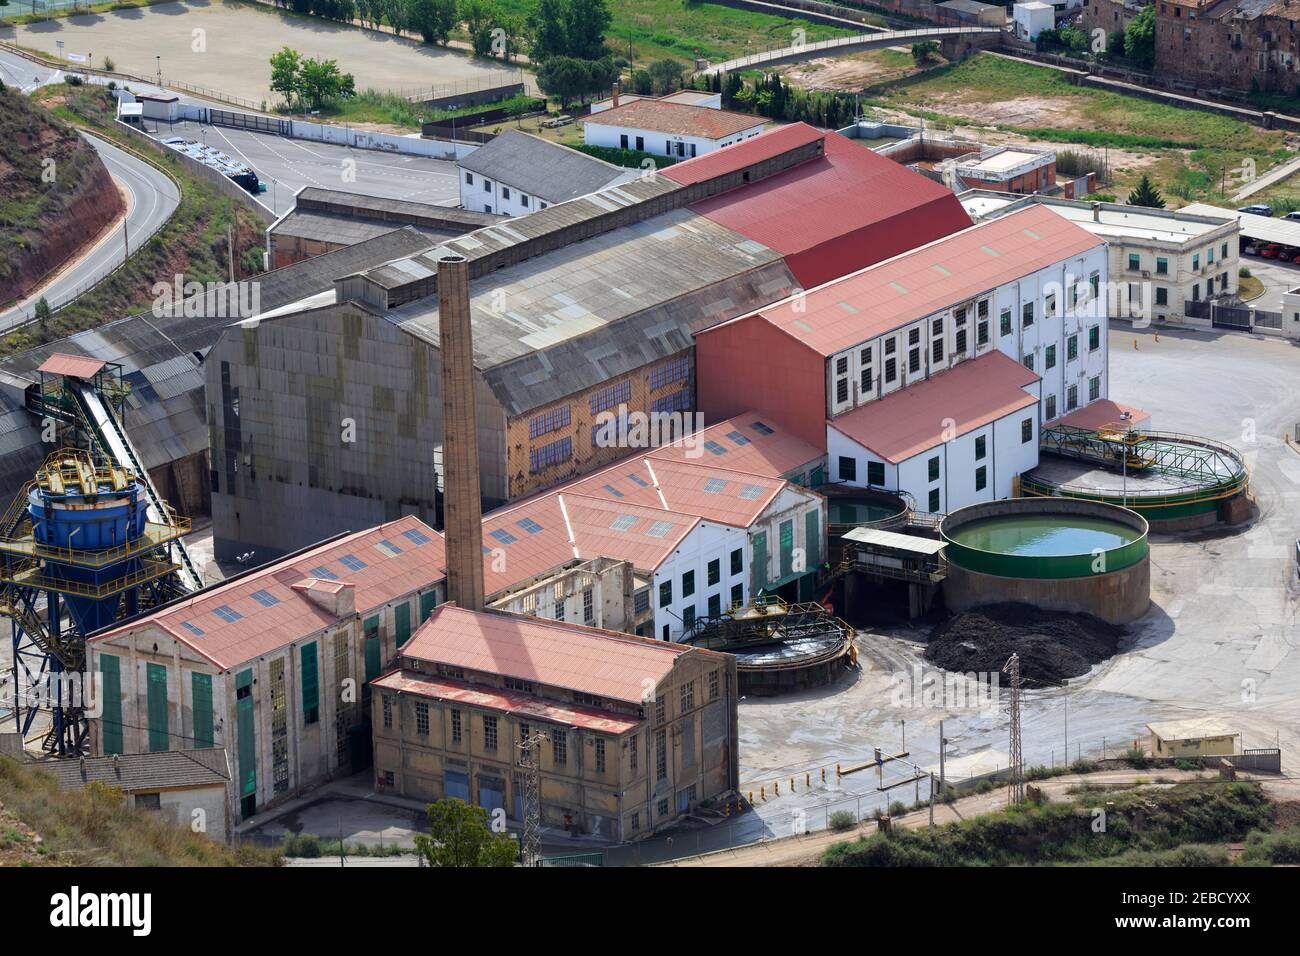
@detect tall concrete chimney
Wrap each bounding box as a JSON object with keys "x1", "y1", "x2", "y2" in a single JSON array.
[{"x1": 437, "y1": 253, "x2": 485, "y2": 612}]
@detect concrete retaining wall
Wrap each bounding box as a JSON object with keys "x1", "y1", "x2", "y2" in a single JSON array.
[{"x1": 943, "y1": 555, "x2": 1151, "y2": 625}]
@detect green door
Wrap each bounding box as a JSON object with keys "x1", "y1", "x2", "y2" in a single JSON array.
[
  {"x1": 394, "y1": 603, "x2": 412, "y2": 648},
  {"x1": 419, "y1": 591, "x2": 438, "y2": 623},
  {"x1": 300, "y1": 642, "x2": 319, "y2": 722},
  {"x1": 809, "y1": 465, "x2": 825, "y2": 488},
  {"x1": 100, "y1": 654, "x2": 123, "y2": 755},
  {"x1": 236, "y1": 669, "x2": 256, "y2": 801},
  {"x1": 779, "y1": 520, "x2": 794, "y2": 580},
  {"x1": 805, "y1": 509, "x2": 821, "y2": 569},
  {"x1": 364, "y1": 619, "x2": 381, "y2": 681},
  {"x1": 752, "y1": 531, "x2": 767, "y2": 591},
  {"x1": 192, "y1": 672, "x2": 214, "y2": 748},
  {"x1": 146, "y1": 663, "x2": 169, "y2": 752}
]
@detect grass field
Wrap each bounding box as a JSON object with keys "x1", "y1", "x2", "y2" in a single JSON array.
[{"x1": 858, "y1": 54, "x2": 1292, "y2": 204}]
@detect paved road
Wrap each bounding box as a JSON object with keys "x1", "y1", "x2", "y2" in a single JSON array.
[
  {"x1": 1240, "y1": 254, "x2": 1299, "y2": 313},
  {"x1": 0, "y1": 131, "x2": 180, "y2": 331},
  {"x1": 147, "y1": 119, "x2": 461, "y2": 216}
]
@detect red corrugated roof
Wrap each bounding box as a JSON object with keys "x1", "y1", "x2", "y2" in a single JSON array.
[
  {"x1": 647, "y1": 413, "x2": 823, "y2": 477},
  {"x1": 401, "y1": 606, "x2": 688, "y2": 703},
  {"x1": 681, "y1": 128, "x2": 974, "y2": 288},
  {"x1": 372, "y1": 670, "x2": 642, "y2": 734},
  {"x1": 1057, "y1": 399, "x2": 1150, "y2": 432},
  {"x1": 737, "y1": 204, "x2": 1103, "y2": 357},
  {"x1": 90, "y1": 515, "x2": 447, "y2": 669},
  {"x1": 38, "y1": 353, "x2": 107, "y2": 379},
  {"x1": 828, "y1": 351, "x2": 1040, "y2": 463},
  {"x1": 585, "y1": 99, "x2": 765, "y2": 139},
  {"x1": 662, "y1": 123, "x2": 826, "y2": 186}
]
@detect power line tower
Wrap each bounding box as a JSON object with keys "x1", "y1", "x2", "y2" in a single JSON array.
[
  {"x1": 1003, "y1": 653, "x2": 1024, "y2": 806},
  {"x1": 516, "y1": 732, "x2": 546, "y2": 866}
]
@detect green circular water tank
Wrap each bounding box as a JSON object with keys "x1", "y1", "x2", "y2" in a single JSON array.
[{"x1": 941, "y1": 498, "x2": 1148, "y2": 580}]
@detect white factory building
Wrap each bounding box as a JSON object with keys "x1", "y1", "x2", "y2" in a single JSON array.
[
  {"x1": 456, "y1": 129, "x2": 634, "y2": 216},
  {"x1": 583, "y1": 96, "x2": 767, "y2": 160},
  {"x1": 697, "y1": 204, "x2": 1113, "y2": 514}
]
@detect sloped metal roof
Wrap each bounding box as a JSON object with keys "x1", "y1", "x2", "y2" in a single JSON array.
[{"x1": 456, "y1": 129, "x2": 632, "y2": 203}]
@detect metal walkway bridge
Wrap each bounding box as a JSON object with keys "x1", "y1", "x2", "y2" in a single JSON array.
[{"x1": 698, "y1": 26, "x2": 1003, "y2": 76}]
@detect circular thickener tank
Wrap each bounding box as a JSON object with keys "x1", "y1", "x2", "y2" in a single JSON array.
[
  {"x1": 940, "y1": 498, "x2": 1150, "y2": 624},
  {"x1": 29, "y1": 482, "x2": 149, "y2": 551}
]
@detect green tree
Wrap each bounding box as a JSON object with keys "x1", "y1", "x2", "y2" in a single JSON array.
[
  {"x1": 1127, "y1": 173, "x2": 1166, "y2": 209},
  {"x1": 408, "y1": 0, "x2": 457, "y2": 43},
  {"x1": 1058, "y1": 26, "x2": 1089, "y2": 53},
  {"x1": 414, "y1": 798, "x2": 517, "y2": 867},
  {"x1": 537, "y1": 54, "x2": 588, "y2": 107},
  {"x1": 1125, "y1": 4, "x2": 1156, "y2": 70},
  {"x1": 647, "y1": 57, "x2": 686, "y2": 95},
  {"x1": 269, "y1": 47, "x2": 302, "y2": 109},
  {"x1": 630, "y1": 68, "x2": 652, "y2": 95},
  {"x1": 563, "y1": 0, "x2": 611, "y2": 61},
  {"x1": 527, "y1": 0, "x2": 569, "y2": 62},
  {"x1": 298, "y1": 56, "x2": 354, "y2": 108},
  {"x1": 34, "y1": 297, "x2": 51, "y2": 329},
  {"x1": 911, "y1": 40, "x2": 939, "y2": 65},
  {"x1": 462, "y1": 0, "x2": 498, "y2": 57}
]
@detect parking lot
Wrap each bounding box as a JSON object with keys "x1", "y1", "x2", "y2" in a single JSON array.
[{"x1": 147, "y1": 120, "x2": 460, "y2": 215}]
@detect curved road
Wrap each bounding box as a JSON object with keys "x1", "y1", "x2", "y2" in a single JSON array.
[{"x1": 0, "y1": 131, "x2": 181, "y2": 331}]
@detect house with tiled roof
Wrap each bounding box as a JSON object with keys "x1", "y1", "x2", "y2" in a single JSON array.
[
  {"x1": 371, "y1": 604, "x2": 738, "y2": 840},
  {"x1": 697, "y1": 204, "x2": 1111, "y2": 513},
  {"x1": 583, "y1": 95, "x2": 767, "y2": 160}
]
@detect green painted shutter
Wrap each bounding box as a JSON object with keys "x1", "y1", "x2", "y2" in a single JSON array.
[
  {"x1": 146, "y1": 663, "x2": 169, "y2": 752},
  {"x1": 100, "y1": 654, "x2": 123, "y2": 755},
  {"x1": 300, "y1": 642, "x2": 319, "y2": 716},
  {"x1": 394, "y1": 603, "x2": 412, "y2": 648},
  {"x1": 805, "y1": 509, "x2": 821, "y2": 569},
  {"x1": 192, "y1": 672, "x2": 214, "y2": 748},
  {"x1": 809, "y1": 465, "x2": 824, "y2": 488},
  {"x1": 779, "y1": 520, "x2": 794, "y2": 580},
  {"x1": 419, "y1": 591, "x2": 438, "y2": 623},
  {"x1": 752, "y1": 531, "x2": 767, "y2": 591},
  {"x1": 364, "y1": 619, "x2": 381, "y2": 681},
  {"x1": 236, "y1": 669, "x2": 256, "y2": 798}
]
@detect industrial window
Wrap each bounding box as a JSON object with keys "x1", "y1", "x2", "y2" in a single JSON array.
[
  {"x1": 528, "y1": 404, "x2": 571, "y2": 439},
  {"x1": 212, "y1": 605, "x2": 242, "y2": 623},
  {"x1": 465, "y1": 172, "x2": 473, "y2": 185},
  {"x1": 839, "y1": 456, "x2": 856, "y2": 482},
  {"x1": 1089, "y1": 376, "x2": 1101, "y2": 402},
  {"x1": 731, "y1": 583, "x2": 743, "y2": 606},
  {"x1": 630, "y1": 735, "x2": 638, "y2": 771},
  {"x1": 250, "y1": 589, "x2": 279, "y2": 608},
  {"x1": 836, "y1": 355, "x2": 849, "y2": 375},
  {"x1": 502, "y1": 187, "x2": 511, "y2": 200},
  {"x1": 520, "y1": 194, "x2": 529, "y2": 207},
  {"x1": 1068, "y1": 384, "x2": 1078, "y2": 411},
  {"x1": 860, "y1": 364, "x2": 873, "y2": 392},
  {"x1": 1021, "y1": 418, "x2": 1033, "y2": 444},
  {"x1": 555, "y1": 598, "x2": 566, "y2": 620},
  {"x1": 680, "y1": 680, "x2": 695, "y2": 712},
  {"x1": 835, "y1": 377, "x2": 849, "y2": 404},
  {"x1": 1045, "y1": 344, "x2": 1056, "y2": 370},
  {"x1": 1221, "y1": 242, "x2": 1228, "y2": 259},
  {"x1": 726, "y1": 430, "x2": 750, "y2": 446},
  {"x1": 707, "y1": 559, "x2": 720, "y2": 586},
  {"x1": 708, "y1": 593, "x2": 720, "y2": 617},
  {"x1": 505, "y1": 676, "x2": 534, "y2": 693},
  {"x1": 1067, "y1": 334, "x2": 1078, "y2": 361},
  {"x1": 1089, "y1": 272, "x2": 1100, "y2": 299},
  {"x1": 908, "y1": 348, "x2": 920, "y2": 374},
  {"x1": 1022, "y1": 302, "x2": 1034, "y2": 328},
  {"x1": 489, "y1": 528, "x2": 518, "y2": 546},
  {"x1": 1046, "y1": 394, "x2": 1057, "y2": 420},
  {"x1": 631, "y1": 812, "x2": 640, "y2": 831},
  {"x1": 603, "y1": 483, "x2": 624, "y2": 498},
  {"x1": 610, "y1": 514, "x2": 637, "y2": 531},
  {"x1": 310, "y1": 565, "x2": 339, "y2": 581},
  {"x1": 658, "y1": 797, "x2": 670, "y2": 818},
  {"x1": 553, "y1": 729, "x2": 568, "y2": 766},
  {"x1": 627, "y1": 472, "x2": 649, "y2": 487},
  {"x1": 651, "y1": 388, "x2": 691, "y2": 415},
  {"x1": 655, "y1": 730, "x2": 667, "y2": 780},
  {"x1": 1192, "y1": 283, "x2": 1200, "y2": 302},
  {"x1": 927, "y1": 456, "x2": 940, "y2": 482},
  {"x1": 655, "y1": 697, "x2": 666, "y2": 724},
  {"x1": 884, "y1": 338, "x2": 896, "y2": 355},
  {"x1": 703, "y1": 478, "x2": 728, "y2": 495},
  {"x1": 192, "y1": 672, "x2": 214, "y2": 748},
  {"x1": 1000, "y1": 308, "x2": 1012, "y2": 336},
  {"x1": 590, "y1": 380, "x2": 632, "y2": 415},
  {"x1": 483, "y1": 178, "x2": 491, "y2": 192},
  {"x1": 301, "y1": 642, "x2": 319, "y2": 724},
  {"x1": 646, "y1": 520, "x2": 674, "y2": 538},
  {"x1": 731, "y1": 548, "x2": 743, "y2": 575},
  {"x1": 1207, "y1": 245, "x2": 1214, "y2": 264},
  {"x1": 677, "y1": 607, "x2": 690, "y2": 631},
  {"x1": 867, "y1": 461, "x2": 885, "y2": 486},
  {"x1": 1046, "y1": 293, "x2": 1057, "y2": 317},
  {"x1": 1089, "y1": 326, "x2": 1101, "y2": 351},
  {"x1": 529, "y1": 436, "x2": 572, "y2": 473},
  {"x1": 928, "y1": 488, "x2": 940, "y2": 513},
  {"x1": 382, "y1": 695, "x2": 393, "y2": 729},
  {"x1": 517, "y1": 517, "x2": 543, "y2": 535},
  {"x1": 1192, "y1": 253, "x2": 1200, "y2": 271},
  {"x1": 136, "y1": 792, "x2": 161, "y2": 810},
  {"x1": 709, "y1": 670, "x2": 720, "y2": 700},
  {"x1": 932, "y1": 338, "x2": 944, "y2": 363},
  {"x1": 649, "y1": 356, "x2": 690, "y2": 390},
  {"x1": 1128, "y1": 253, "x2": 1140, "y2": 271},
  {"x1": 884, "y1": 357, "x2": 897, "y2": 383},
  {"x1": 584, "y1": 587, "x2": 594, "y2": 624},
  {"x1": 659, "y1": 580, "x2": 673, "y2": 607},
  {"x1": 908, "y1": 327, "x2": 920, "y2": 346},
  {"x1": 955, "y1": 328, "x2": 967, "y2": 355},
  {"x1": 484, "y1": 715, "x2": 498, "y2": 751},
  {"x1": 1156, "y1": 287, "x2": 1168, "y2": 306},
  {"x1": 595, "y1": 738, "x2": 606, "y2": 773},
  {"x1": 1156, "y1": 256, "x2": 1168, "y2": 274},
  {"x1": 451, "y1": 709, "x2": 462, "y2": 743},
  {"x1": 703, "y1": 440, "x2": 727, "y2": 456},
  {"x1": 682, "y1": 570, "x2": 695, "y2": 598},
  {"x1": 975, "y1": 435, "x2": 986, "y2": 461},
  {"x1": 635, "y1": 588, "x2": 650, "y2": 613},
  {"x1": 415, "y1": 703, "x2": 429, "y2": 736},
  {"x1": 181, "y1": 621, "x2": 205, "y2": 636},
  {"x1": 975, "y1": 465, "x2": 987, "y2": 492},
  {"x1": 402, "y1": 528, "x2": 433, "y2": 546},
  {"x1": 1023, "y1": 353, "x2": 1034, "y2": 373},
  {"x1": 339, "y1": 554, "x2": 367, "y2": 572},
  {"x1": 751, "y1": 421, "x2": 774, "y2": 435}
]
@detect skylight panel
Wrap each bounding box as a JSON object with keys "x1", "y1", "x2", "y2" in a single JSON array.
[
  {"x1": 310, "y1": 566, "x2": 339, "y2": 581},
  {"x1": 751, "y1": 421, "x2": 774, "y2": 435},
  {"x1": 725, "y1": 430, "x2": 751, "y2": 445},
  {"x1": 180, "y1": 621, "x2": 205, "y2": 636},
  {"x1": 627, "y1": 473, "x2": 649, "y2": 487},
  {"x1": 517, "y1": 518, "x2": 544, "y2": 534},
  {"x1": 603, "y1": 483, "x2": 625, "y2": 498},
  {"x1": 213, "y1": 605, "x2": 242, "y2": 623},
  {"x1": 646, "y1": 520, "x2": 674, "y2": 538},
  {"x1": 338, "y1": 554, "x2": 367, "y2": 572},
  {"x1": 703, "y1": 441, "x2": 727, "y2": 456},
  {"x1": 739, "y1": 484, "x2": 764, "y2": 500},
  {"x1": 489, "y1": 528, "x2": 518, "y2": 546},
  {"x1": 374, "y1": 539, "x2": 403, "y2": 558},
  {"x1": 250, "y1": 589, "x2": 280, "y2": 608},
  {"x1": 703, "y1": 478, "x2": 728, "y2": 494},
  {"x1": 610, "y1": 514, "x2": 637, "y2": 531},
  {"x1": 401, "y1": 528, "x2": 433, "y2": 546}
]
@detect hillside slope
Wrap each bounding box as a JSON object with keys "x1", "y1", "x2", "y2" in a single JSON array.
[{"x1": 0, "y1": 83, "x2": 125, "y2": 307}]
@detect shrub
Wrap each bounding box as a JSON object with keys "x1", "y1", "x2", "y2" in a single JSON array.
[
  {"x1": 104, "y1": 57, "x2": 116, "y2": 72},
  {"x1": 829, "y1": 810, "x2": 856, "y2": 832},
  {"x1": 888, "y1": 800, "x2": 909, "y2": 816},
  {"x1": 975, "y1": 780, "x2": 995, "y2": 794},
  {"x1": 1124, "y1": 747, "x2": 1151, "y2": 769},
  {"x1": 1174, "y1": 758, "x2": 1204, "y2": 771},
  {"x1": 1239, "y1": 266, "x2": 1252, "y2": 278}
]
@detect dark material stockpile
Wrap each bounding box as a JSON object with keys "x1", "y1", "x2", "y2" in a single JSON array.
[{"x1": 925, "y1": 603, "x2": 1125, "y2": 685}]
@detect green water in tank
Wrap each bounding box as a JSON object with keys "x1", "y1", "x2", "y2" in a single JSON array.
[
  {"x1": 827, "y1": 501, "x2": 899, "y2": 524},
  {"x1": 949, "y1": 515, "x2": 1138, "y2": 556}
]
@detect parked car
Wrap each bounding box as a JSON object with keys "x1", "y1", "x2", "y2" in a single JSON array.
[
  {"x1": 1244, "y1": 243, "x2": 1261, "y2": 255},
  {"x1": 1285, "y1": 211, "x2": 1300, "y2": 222},
  {"x1": 1239, "y1": 204, "x2": 1274, "y2": 216},
  {"x1": 1261, "y1": 244, "x2": 1281, "y2": 258}
]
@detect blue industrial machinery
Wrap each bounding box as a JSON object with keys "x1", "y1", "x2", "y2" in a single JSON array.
[{"x1": 1, "y1": 355, "x2": 199, "y2": 755}]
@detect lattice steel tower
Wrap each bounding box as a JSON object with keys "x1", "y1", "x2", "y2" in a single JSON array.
[{"x1": 1003, "y1": 653, "x2": 1024, "y2": 806}]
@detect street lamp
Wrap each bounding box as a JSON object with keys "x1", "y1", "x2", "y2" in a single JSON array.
[{"x1": 1119, "y1": 410, "x2": 1133, "y2": 506}]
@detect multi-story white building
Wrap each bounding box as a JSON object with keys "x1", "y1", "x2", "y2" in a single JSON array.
[
  {"x1": 697, "y1": 204, "x2": 1112, "y2": 513},
  {"x1": 961, "y1": 192, "x2": 1240, "y2": 327}
]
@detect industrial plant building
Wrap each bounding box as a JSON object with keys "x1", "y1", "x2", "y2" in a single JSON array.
[
  {"x1": 207, "y1": 122, "x2": 972, "y2": 561},
  {"x1": 696, "y1": 203, "x2": 1111, "y2": 513},
  {"x1": 372, "y1": 605, "x2": 738, "y2": 839}
]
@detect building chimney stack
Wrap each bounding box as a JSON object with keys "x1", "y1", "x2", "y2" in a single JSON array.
[
  {"x1": 437, "y1": 253, "x2": 486, "y2": 612},
  {"x1": 612, "y1": 82, "x2": 620, "y2": 109},
  {"x1": 1092, "y1": 201, "x2": 1101, "y2": 222}
]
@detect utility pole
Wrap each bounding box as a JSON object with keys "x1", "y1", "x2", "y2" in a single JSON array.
[
  {"x1": 227, "y1": 224, "x2": 235, "y2": 283},
  {"x1": 517, "y1": 731, "x2": 546, "y2": 867},
  {"x1": 1004, "y1": 653, "x2": 1024, "y2": 806},
  {"x1": 1063, "y1": 690, "x2": 1069, "y2": 767},
  {"x1": 938, "y1": 719, "x2": 946, "y2": 800},
  {"x1": 928, "y1": 772, "x2": 935, "y2": 828}
]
